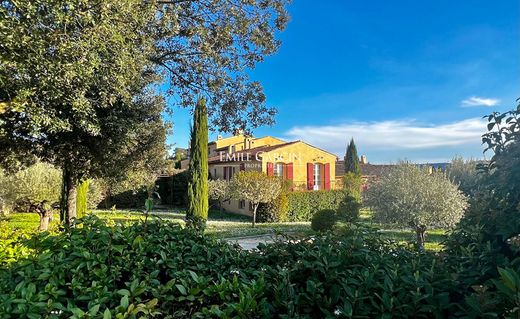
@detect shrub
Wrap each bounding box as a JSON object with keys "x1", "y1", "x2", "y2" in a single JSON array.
[
  {"x1": 336, "y1": 195, "x2": 361, "y2": 222},
  {"x1": 256, "y1": 180, "x2": 291, "y2": 223},
  {"x1": 155, "y1": 171, "x2": 189, "y2": 207},
  {"x1": 342, "y1": 172, "x2": 362, "y2": 201},
  {"x1": 1, "y1": 216, "x2": 519, "y2": 317},
  {"x1": 311, "y1": 209, "x2": 337, "y2": 232},
  {"x1": 287, "y1": 190, "x2": 349, "y2": 222}
]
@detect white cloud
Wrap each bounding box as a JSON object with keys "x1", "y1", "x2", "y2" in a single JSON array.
[
  {"x1": 461, "y1": 96, "x2": 500, "y2": 107},
  {"x1": 283, "y1": 118, "x2": 487, "y2": 159}
]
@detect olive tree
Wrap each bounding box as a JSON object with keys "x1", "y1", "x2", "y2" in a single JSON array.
[
  {"x1": 447, "y1": 156, "x2": 485, "y2": 196},
  {"x1": 208, "y1": 179, "x2": 232, "y2": 214},
  {"x1": 366, "y1": 163, "x2": 468, "y2": 251},
  {"x1": 9, "y1": 163, "x2": 61, "y2": 230},
  {"x1": 230, "y1": 171, "x2": 282, "y2": 227}
]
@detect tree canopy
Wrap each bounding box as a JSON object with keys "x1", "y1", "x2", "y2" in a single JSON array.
[
  {"x1": 366, "y1": 163, "x2": 468, "y2": 250},
  {"x1": 344, "y1": 138, "x2": 361, "y2": 175},
  {"x1": 230, "y1": 171, "x2": 281, "y2": 227}
]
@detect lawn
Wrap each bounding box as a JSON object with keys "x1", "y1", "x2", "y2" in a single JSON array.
[{"x1": 2, "y1": 208, "x2": 447, "y2": 250}]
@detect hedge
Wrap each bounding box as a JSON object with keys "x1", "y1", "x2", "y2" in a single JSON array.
[{"x1": 287, "y1": 190, "x2": 351, "y2": 222}]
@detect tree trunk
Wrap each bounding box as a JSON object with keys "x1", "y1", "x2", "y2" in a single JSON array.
[
  {"x1": 219, "y1": 200, "x2": 223, "y2": 214},
  {"x1": 252, "y1": 204, "x2": 258, "y2": 228},
  {"x1": 61, "y1": 166, "x2": 77, "y2": 226},
  {"x1": 31, "y1": 202, "x2": 52, "y2": 231},
  {"x1": 415, "y1": 225, "x2": 427, "y2": 252},
  {"x1": 38, "y1": 210, "x2": 52, "y2": 231}
]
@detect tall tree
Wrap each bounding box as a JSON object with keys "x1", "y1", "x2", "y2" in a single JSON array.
[
  {"x1": 344, "y1": 138, "x2": 361, "y2": 175},
  {"x1": 0, "y1": 0, "x2": 289, "y2": 224},
  {"x1": 0, "y1": 0, "x2": 167, "y2": 224},
  {"x1": 186, "y1": 98, "x2": 209, "y2": 225},
  {"x1": 151, "y1": 0, "x2": 289, "y2": 132}
]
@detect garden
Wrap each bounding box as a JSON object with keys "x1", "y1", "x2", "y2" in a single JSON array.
[
  {"x1": 1, "y1": 0, "x2": 520, "y2": 317},
  {"x1": 2, "y1": 102, "x2": 520, "y2": 317}
]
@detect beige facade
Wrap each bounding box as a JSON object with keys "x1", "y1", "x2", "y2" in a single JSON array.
[{"x1": 208, "y1": 135, "x2": 338, "y2": 216}]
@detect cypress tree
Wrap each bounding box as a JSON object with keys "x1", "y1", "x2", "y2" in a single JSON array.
[
  {"x1": 186, "y1": 98, "x2": 209, "y2": 225},
  {"x1": 76, "y1": 180, "x2": 90, "y2": 218},
  {"x1": 344, "y1": 138, "x2": 361, "y2": 175}
]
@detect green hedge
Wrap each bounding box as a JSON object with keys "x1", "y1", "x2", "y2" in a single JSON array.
[
  {"x1": 287, "y1": 190, "x2": 351, "y2": 221},
  {"x1": 1, "y1": 217, "x2": 516, "y2": 317}
]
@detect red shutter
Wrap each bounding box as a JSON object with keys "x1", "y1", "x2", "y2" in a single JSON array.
[
  {"x1": 223, "y1": 167, "x2": 227, "y2": 180},
  {"x1": 267, "y1": 162, "x2": 274, "y2": 176},
  {"x1": 286, "y1": 163, "x2": 293, "y2": 180},
  {"x1": 240, "y1": 163, "x2": 245, "y2": 171},
  {"x1": 324, "y1": 163, "x2": 330, "y2": 190},
  {"x1": 307, "y1": 163, "x2": 314, "y2": 190}
]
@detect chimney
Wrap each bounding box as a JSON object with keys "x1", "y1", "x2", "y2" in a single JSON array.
[
  {"x1": 360, "y1": 155, "x2": 368, "y2": 164},
  {"x1": 217, "y1": 135, "x2": 223, "y2": 140}
]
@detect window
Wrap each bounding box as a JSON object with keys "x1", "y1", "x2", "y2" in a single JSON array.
[
  {"x1": 313, "y1": 163, "x2": 322, "y2": 190},
  {"x1": 224, "y1": 166, "x2": 235, "y2": 181},
  {"x1": 239, "y1": 200, "x2": 246, "y2": 209},
  {"x1": 274, "y1": 162, "x2": 284, "y2": 178}
]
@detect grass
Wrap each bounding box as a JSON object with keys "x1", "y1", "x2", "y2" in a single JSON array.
[
  {"x1": 358, "y1": 208, "x2": 447, "y2": 251},
  {"x1": 2, "y1": 208, "x2": 447, "y2": 250}
]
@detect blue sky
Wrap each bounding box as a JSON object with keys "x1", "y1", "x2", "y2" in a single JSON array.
[{"x1": 166, "y1": 0, "x2": 519, "y2": 164}]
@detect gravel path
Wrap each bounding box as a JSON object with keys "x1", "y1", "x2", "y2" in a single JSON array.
[{"x1": 224, "y1": 234, "x2": 276, "y2": 250}]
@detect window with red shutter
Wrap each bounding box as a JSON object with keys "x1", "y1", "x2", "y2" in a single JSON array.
[
  {"x1": 324, "y1": 163, "x2": 330, "y2": 190},
  {"x1": 307, "y1": 163, "x2": 314, "y2": 190},
  {"x1": 286, "y1": 163, "x2": 293, "y2": 180},
  {"x1": 267, "y1": 162, "x2": 274, "y2": 176}
]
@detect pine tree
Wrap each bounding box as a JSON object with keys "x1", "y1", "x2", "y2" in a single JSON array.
[
  {"x1": 186, "y1": 98, "x2": 209, "y2": 225},
  {"x1": 344, "y1": 138, "x2": 361, "y2": 175}
]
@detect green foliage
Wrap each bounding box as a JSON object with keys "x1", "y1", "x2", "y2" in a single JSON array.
[
  {"x1": 256, "y1": 180, "x2": 291, "y2": 223},
  {"x1": 3, "y1": 216, "x2": 520, "y2": 317},
  {"x1": 76, "y1": 180, "x2": 90, "y2": 218},
  {"x1": 366, "y1": 163, "x2": 468, "y2": 229},
  {"x1": 342, "y1": 171, "x2": 363, "y2": 201},
  {"x1": 187, "y1": 98, "x2": 209, "y2": 224},
  {"x1": 286, "y1": 190, "x2": 351, "y2": 222},
  {"x1": 0, "y1": 0, "x2": 169, "y2": 223},
  {"x1": 449, "y1": 101, "x2": 520, "y2": 264},
  {"x1": 86, "y1": 179, "x2": 106, "y2": 210},
  {"x1": 0, "y1": 162, "x2": 61, "y2": 211},
  {"x1": 151, "y1": 0, "x2": 290, "y2": 131},
  {"x1": 311, "y1": 209, "x2": 337, "y2": 232},
  {"x1": 447, "y1": 156, "x2": 486, "y2": 196},
  {"x1": 156, "y1": 171, "x2": 189, "y2": 207},
  {"x1": 229, "y1": 171, "x2": 282, "y2": 227},
  {"x1": 336, "y1": 195, "x2": 361, "y2": 223},
  {"x1": 0, "y1": 222, "x2": 36, "y2": 266},
  {"x1": 344, "y1": 138, "x2": 361, "y2": 175},
  {"x1": 208, "y1": 179, "x2": 232, "y2": 205}
]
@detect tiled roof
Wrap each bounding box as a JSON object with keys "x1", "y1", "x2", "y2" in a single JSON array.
[
  {"x1": 208, "y1": 141, "x2": 300, "y2": 164},
  {"x1": 336, "y1": 161, "x2": 450, "y2": 177}
]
